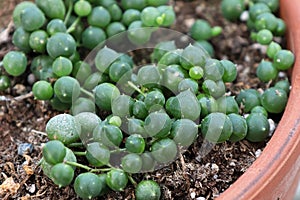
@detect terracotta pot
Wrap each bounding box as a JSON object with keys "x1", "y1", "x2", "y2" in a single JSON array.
[{"x1": 218, "y1": 1, "x2": 300, "y2": 199}]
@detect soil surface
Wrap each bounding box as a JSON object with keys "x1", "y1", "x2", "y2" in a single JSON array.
[{"x1": 0, "y1": 0, "x2": 286, "y2": 199}]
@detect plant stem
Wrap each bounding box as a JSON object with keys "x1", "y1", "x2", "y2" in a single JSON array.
[
  {"x1": 65, "y1": 161, "x2": 92, "y2": 171},
  {"x1": 90, "y1": 168, "x2": 112, "y2": 173},
  {"x1": 67, "y1": 142, "x2": 85, "y2": 148},
  {"x1": 67, "y1": 17, "x2": 81, "y2": 33},
  {"x1": 110, "y1": 148, "x2": 126, "y2": 153},
  {"x1": 128, "y1": 175, "x2": 137, "y2": 187},
  {"x1": 73, "y1": 151, "x2": 87, "y2": 156},
  {"x1": 127, "y1": 81, "x2": 145, "y2": 97},
  {"x1": 65, "y1": 161, "x2": 113, "y2": 173},
  {"x1": 37, "y1": 158, "x2": 44, "y2": 166},
  {"x1": 80, "y1": 87, "x2": 95, "y2": 100},
  {"x1": 148, "y1": 137, "x2": 158, "y2": 146},
  {"x1": 64, "y1": 0, "x2": 74, "y2": 25}
]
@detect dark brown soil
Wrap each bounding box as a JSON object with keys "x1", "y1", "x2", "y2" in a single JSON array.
[{"x1": 0, "y1": 0, "x2": 285, "y2": 199}]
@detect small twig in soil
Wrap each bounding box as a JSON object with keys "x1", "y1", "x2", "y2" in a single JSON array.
[
  {"x1": 28, "y1": 190, "x2": 47, "y2": 199},
  {"x1": 0, "y1": 21, "x2": 13, "y2": 45},
  {"x1": 3, "y1": 193, "x2": 9, "y2": 200},
  {"x1": 31, "y1": 130, "x2": 47, "y2": 137},
  {"x1": 178, "y1": 149, "x2": 191, "y2": 190},
  {"x1": 13, "y1": 92, "x2": 33, "y2": 101}
]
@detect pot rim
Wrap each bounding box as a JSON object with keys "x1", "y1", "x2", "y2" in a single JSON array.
[{"x1": 218, "y1": 0, "x2": 300, "y2": 199}]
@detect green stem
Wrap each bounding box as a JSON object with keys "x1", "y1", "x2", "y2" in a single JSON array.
[
  {"x1": 67, "y1": 17, "x2": 81, "y2": 33},
  {"x1": 67, "y1": 142, "x2": 84, "y2": 148},
  {"x1": 65, "y1": 161, "x2": 92, "y2": 171},
  {"x1": 65, "y1": 161, "x2": 113, "y2": 173},
  {"x1": 110, "y1": 148, "x2": 127, "y2": 153},
  {"x1": 90, "y1": 168, "x2": 112, "y2": 173},
  {"x1": 80, "y1": 87, "x2": 95, "y2": 100},
  {"x1": 64, "y1": 0, "x2": 74, "y2": 25},
  {"x1": 73, "y1": 151, "x2": 87, "y2": 156},
  {"x1": 128, "y1": 175, "x2": 137, "y2": 187},
  {"x1": 148, "y1": 138, "x2": 159, "y2": 146},
  {"x1": 37, "y1": 158, "x2": 44, "y2": 166},
  {"x1": 127, "y1": 81, "x2": 145, "y2": 97}
]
